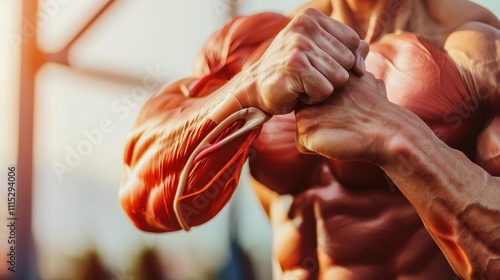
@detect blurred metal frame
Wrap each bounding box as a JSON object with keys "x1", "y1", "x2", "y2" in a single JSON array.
[
  {"x1": 17, "y1": 1, "x2": 38, "y2": 279},
  {"x1": 16, "y1": 0, "x2": 238, "y2": 278},
  {"x1": 16, "y1": 1, "x2": 125, "y2": 279}
]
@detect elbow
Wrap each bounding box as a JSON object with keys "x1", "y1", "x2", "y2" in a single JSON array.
[
  {"x1": 118, "y1": 169, "x2": 181, "y2": 233},
  {"x1": 119, "y1": 195, "x2": 163, "y2": 233},
  {"x1": 118, "y1": 195, "x2": 163, "y2": 233},
  {"x1": 119, "y1": 133, "x2": 182, "y2": 232},
  {"x1": 118, "y1": 123, "x2": 249, "y2": 232},
  {"x1": 118, "y1": 162, "x2": 240, "y2": 233}
]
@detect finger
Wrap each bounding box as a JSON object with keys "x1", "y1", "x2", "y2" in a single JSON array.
[
  {"x1": 351, "y1": 52, "x2": 366, "y2": 77},
  {"x1": 303, "y1": 8, "x2": 360, "y2": 51},
  {"x1": 350, "y1": 41, "x2": 369, "y2": 76},
  {"x1": 315, "y1": 29, "x2": 356, "y2": 70},
  {"x1": 300, "y1": 63, "x2": 335, "y2": 105},
  {"x1": 306, "y1": 43, "x2": 350, "y2": 88},
  {"x1": 291, "y1": 9, "x2": 358, "y2": 69},
  {"x1": 356, "y1": 40, "x2": 370, "y2": 59}
]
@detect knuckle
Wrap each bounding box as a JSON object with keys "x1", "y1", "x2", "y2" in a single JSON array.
[
  {"x1": 293, "y1": 33, "x2": 307, "y2": 47},
  {"x1": 302, "y1": 7, "x2": 320, "y2": 17},
  {"x1": 292, "y1": 13, "x2": 318, "y2": 33},
  {"x1": 345, "y1": 31, "x2": 361, "y2": 49},
  {"x1": 292, "y1": 34, "x2": 311, "y2": 52},
  {"x1": 292, "y1": 14, "x2": 309, "y2": 28},
  {"x1": 287, "y1": 51, "x2": 307, "y2": 69},
  {"x1": 344, "y1": 52, "x2": 356, "y2": 69},
  {"x1": 359, "y1": 40, "x2": 370, "y2": 53},
  {"x1": 336, "y1": 70, "x2": 350, "y2": 86}
]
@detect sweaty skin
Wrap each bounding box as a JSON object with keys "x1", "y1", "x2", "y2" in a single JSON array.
[{"x1": 120, "y1": 0, "x2": 500, "y2": 279}]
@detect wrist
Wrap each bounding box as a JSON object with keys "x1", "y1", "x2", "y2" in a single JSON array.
[
  {"x1": 378, "y1": 108, "x2": 442, "y2": 170},
  {"x1": 208, "y1": 65, "x2": 261, "y2": 123},
  {"x1": 230, "y1": 63, "x2": 261, "y2": 109}
]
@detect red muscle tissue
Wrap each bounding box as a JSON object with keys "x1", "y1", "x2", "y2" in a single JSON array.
[{"x1": 119, "y1": 13, "x2": 290, "y2": 232}]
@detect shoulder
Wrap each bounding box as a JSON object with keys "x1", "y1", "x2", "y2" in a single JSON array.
[
  {"x1": 445, "y1": 21, "x2": 500, "y2": 62},
  {"x1": 428, "y1": 0, "x2": 500, "y2": 30},
  {"x1": 430, "y1": 0, "x2": 500, "y2": 56},
  {"x1": 444, "y1": 21, "x2": 499, "y2": 104}
]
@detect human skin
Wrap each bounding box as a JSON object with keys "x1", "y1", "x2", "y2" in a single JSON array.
[
  {"x1": 258, "y1": 0, "x2": 500, "y2": 279},
  {"x1": 119, "y1": 11, "x2": 366, "y2": 232},
  {"x1": 119, "y1": 0, "x2": 500, "y2": 279}
]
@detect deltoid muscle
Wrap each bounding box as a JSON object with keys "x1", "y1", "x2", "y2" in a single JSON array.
[{"x1": 119, "y1": 13, "x2": 290, "y2": 232}]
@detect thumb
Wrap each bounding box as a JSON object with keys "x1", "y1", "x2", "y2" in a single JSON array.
[{"x1": 351, "y1": 40, "x2": 369, "y2": 76}]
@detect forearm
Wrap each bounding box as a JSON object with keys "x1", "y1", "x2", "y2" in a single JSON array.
[
  {"x1": 380, "y1": 109, "x2": 500, "y2": 279},
  {"x1": 119, "y1": 75, "x2": 265, "y2": 232}
]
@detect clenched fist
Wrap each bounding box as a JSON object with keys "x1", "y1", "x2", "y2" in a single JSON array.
[
  {"x1": 295, "y1": 72, "x2": 405, "y2": 163},
  {"x1": 240, "y1": 8, "x2": 369, "y2": 115}
]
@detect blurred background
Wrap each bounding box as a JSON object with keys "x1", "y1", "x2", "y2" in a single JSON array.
[{"x1": 0, "y1": 1, "x2": 499, "y2": 279}]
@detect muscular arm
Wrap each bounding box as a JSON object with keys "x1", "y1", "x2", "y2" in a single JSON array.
[
  {"x1": 119, "y1": 74, "x2": 266, "y2": 232},
  {"x1": 295, "y1": 21, "x2": 499, "y2": 279},
  {"x1": 380, "y1": 110, "x2": 500, "y2": 280},
  {"x1": 119, "y1": 13, "x2": 289, "y2": 232},
  {"x1": 381, "y1": 23, "x2": 500, "y2": 279},
  {"x1": 120, "y1": 10, "x2": 366, "y2": 233}
]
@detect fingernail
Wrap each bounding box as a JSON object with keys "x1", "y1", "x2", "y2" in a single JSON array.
[{"x1": 357, "y1": 54, "x2": 366, "y2": 75}]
